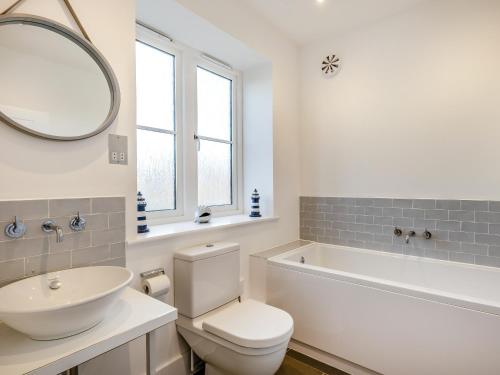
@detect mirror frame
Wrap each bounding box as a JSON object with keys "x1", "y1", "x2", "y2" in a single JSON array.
[{"x1": 0, "y1": 14, "x2": 121, "y2": 141}]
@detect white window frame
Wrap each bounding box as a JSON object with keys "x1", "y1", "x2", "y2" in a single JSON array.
[
  {"x1": 136, "y1": 25, "x2": 184, "y2": 221},
  {"x1": 193, "y1": 59, "x2": 243, "y2": 215},
  {"x1": 136, "y1": 24, "x2": 243, "y2": 225}
]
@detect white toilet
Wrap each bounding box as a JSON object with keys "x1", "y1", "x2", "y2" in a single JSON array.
[{"x1": 174, "y1": 242, "x2": 293, "y2": 375}]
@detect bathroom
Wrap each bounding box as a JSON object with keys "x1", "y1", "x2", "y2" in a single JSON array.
[{"x1": 0, "y1": 0, "x2": 499, "y2": 374}]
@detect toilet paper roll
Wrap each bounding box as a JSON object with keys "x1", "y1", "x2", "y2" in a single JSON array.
[{"x1": 141, "y1": 275, "x2": 170, "y2": 297}]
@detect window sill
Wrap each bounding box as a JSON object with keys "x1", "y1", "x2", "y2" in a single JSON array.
[{"x1": 127, "y1": 215, "x2": 279, "y2": 247}]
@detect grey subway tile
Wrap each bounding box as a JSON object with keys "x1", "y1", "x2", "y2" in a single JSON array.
[
  {"x1": 371, "y1": 198, "x2": 393, "y2": 207},
  {"x1": 449, "y1": 232, "x2": 474, "y2": 243},
  {"x1": 476, "y1": 234, "x2": 500, "y2": 246},
  {"x1": 92, "y1": 257, "x2": 126, "y2": 267},
  {"x1": 0, "y1": 200, "x2": 48, "y2": 221},
  {"x1": 425, "y1": 210, "x2": 449, "y2": 220},
  {"x1": 49, "y1": 198, "x2": 91, "y2": 217},
  {"x1": 0, "y1": 259, "x2": 24, "y2": 284},
  {"x1": 424, "y1": 249, "x2": 449, "y2": 261},
  {"x1": 347, "y1": 206, "x2": 365, "y2": 215},
  {"x1": 26, "y1": 252, "x2": 71, "y2": 276},
  {"x1": 49, "y1": 231, "x2": 91, "y2": 253},
  {"x1": 0, "y1": 237, "x2": 49, "y2": 261},
  {"x1": 437, "y1": 221, "x2": 460, "y2": 232},
  {"x1": 435, "y1": 240, "x2": 460, "y2": 251},
  {"x1": 329, "y1": 205, "x2": 348, "y2": 214},
  {"x1": 364, "y1": 224, "x2": 383, "y2": 234},
  {"x1": 355, "y1": 232, "x2": 374, "y2": 242},
  {"x1": 92, "y1": 197, "x2": 126, "y2": 213},
  {"x1": 393, "y1": 199, "x2": 412, "y2": 208},
  {"x1": 449, "y1": 252, "x2": 475, "y2": 264},
  {"x1": 355, "y1": 198, "x2": 373, "y2": 207},
  {"x1": 461, "y1": 222, "x2": 488, "y2": 234},
  {"x1": 412, "y1": 200, "x2": 436, "y2": 209},
  {"x1": 373, "y1": 234, "x2": 393, "y2": 244},
  {"x1": 356, "y1": 215, "x2": 374, "y2": 224},
  {"x1": 109, "y1": 212, "x2": 125, "y2": 229},
  {"x1": 489, "y1": 246, "x2": 500, "y2": 257},
  {"x1": 403, "y1": 209, "x2": 425, "y2": 219},
  {"x1": 413, "y1": 219, "x2": 437, "y2": 230},
  {"x1": 72, "y1": 245, "x2": 111, "y2": 267},
  {"x1": 436, "y1": 200, "x2": 460, "y2": 210},
  {"x1": 365, "y1": 207, "x2": 383, "y2": 216},
  {"x1": 460, "y1": 243, "x2": 488, "y2": 255},
  {"x1": 393, "y1": 217, "x2": 412, "y2": 227},
  {"x1": 383, "y1": 207, "x2": 403, "y2": 218},
  {"x1": 374, "y1": 216, "x2": 393, "y2": 225},
  {"x1": 489, "y1": 201, "x2": 500, "y2": 212},
  {"x1": 449, "y1": 210, "x2": 475, "y2": 221},
  {"x1": 340, "y1": 231, "x2": 355, "y2": 240},
  {"x1": 490, "y1": 224, "x2": 500, "y2": 235},
  {"x1": 345, "y1": 223, "x2": 364, "y2": 232},
  {"x1": 476, "y1": 212, "x2": 500, "y2": 224},
  {"x1": 461, "y1": 200, "x2": 489, "y2": 211}
]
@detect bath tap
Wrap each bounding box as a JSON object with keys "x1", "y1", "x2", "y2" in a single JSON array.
[
  {"x1": 405, "y1": 231, "x2": 416, "y2": 244},
  {"x1": 41, "y1": 220, "x2": 64, "y2": 243}
]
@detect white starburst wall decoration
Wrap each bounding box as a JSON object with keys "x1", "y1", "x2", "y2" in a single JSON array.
[{"x1": 321, "y1": 54, "x2": 341, "y2": 77}]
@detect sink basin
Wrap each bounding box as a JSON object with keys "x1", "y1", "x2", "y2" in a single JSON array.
[{"x1": 0, "y1": 266, "x2": 133, "y2": 340}]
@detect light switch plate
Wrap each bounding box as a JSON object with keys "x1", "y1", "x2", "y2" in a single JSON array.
[{"x1": 109, "y1": 134, "x2": 128, "y2": 165}]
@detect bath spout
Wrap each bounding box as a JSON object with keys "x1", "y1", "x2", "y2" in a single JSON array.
[{"x1": 405, "y1": 231, "x2": 416, "y2": 244}]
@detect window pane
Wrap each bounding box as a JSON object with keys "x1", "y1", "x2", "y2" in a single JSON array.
[
  {"x1": 137, "y1": 129, "x2": 175, "y2": 211},
  {"x1": 197, "y1": 67, "x2": 232, "y2": 141},
  {"x1": 198, "y1": 140, "x2": 232, "y2": 206},
  {"x1": 136, "y1": 41, "x2": 175, "y2": 131}
]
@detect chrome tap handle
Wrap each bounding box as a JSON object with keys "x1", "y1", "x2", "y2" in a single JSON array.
[{"x1": 70, "y1": 212, "x2": 87, "y2": 231}]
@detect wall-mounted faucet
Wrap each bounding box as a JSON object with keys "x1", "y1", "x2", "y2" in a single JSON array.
[
  {"x1": 41, "y1": 220, "x2": 64, "y2": 243},
  {"x1": 394, "y1": 227, "x2": 431, "y2": 244},
  {"x1": 405, "y1": 231, "x2": 416, "y2": 244}
]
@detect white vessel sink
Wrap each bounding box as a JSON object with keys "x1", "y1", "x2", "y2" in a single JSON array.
[{"x1": 0, "y1": 266, "x2": 133, "y2": 340}]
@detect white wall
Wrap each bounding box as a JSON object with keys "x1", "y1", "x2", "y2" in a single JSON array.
[
  {"x1": 300, "y1": 0, "x2": 500, "y2": 200},
  {"x1": 0, "y1": 0, "x2": 138, "y2": 238},
  {"x1": 0, "y1": 0, "x2": 301, "y2": 374}
]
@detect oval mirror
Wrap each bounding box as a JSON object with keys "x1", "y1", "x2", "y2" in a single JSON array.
[{"x1": 0, "y1": 15, "x2": 120, "y2": 140}]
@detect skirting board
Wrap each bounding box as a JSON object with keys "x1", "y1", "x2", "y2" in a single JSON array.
[
  {"x1": 156, "y1": 352, "x2": 190, "y2": 375},
  {"x1": 288, "y1": 339, "x2": 379, "y2": 375}
]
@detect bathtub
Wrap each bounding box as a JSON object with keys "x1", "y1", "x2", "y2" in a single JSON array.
[{"x1": 267, "y1": 242, "x2": 500, "y2": 375}]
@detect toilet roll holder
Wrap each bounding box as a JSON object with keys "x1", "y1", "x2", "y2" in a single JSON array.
[{"x1": 140, "y1": 268, "x2": 165, "y2": 280}]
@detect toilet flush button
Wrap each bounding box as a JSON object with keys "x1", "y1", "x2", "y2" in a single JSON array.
[{"x1": 206, "y1": 244, "x2": 214, "y2": 247}]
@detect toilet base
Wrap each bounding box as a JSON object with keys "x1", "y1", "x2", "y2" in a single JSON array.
[
  {"x1": 205, "y1": 363, "x2": 226, "y2": 375},
  {"x1": 178, "y1": 326, "x2": 288, "y2": 375}
]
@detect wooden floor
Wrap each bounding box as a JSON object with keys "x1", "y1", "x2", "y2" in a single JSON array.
[
  {"x1": 276, "y1": 349, "x2": 349, "y2": 375},
  {"x1": 194, "y1": 348, "x2": 349, "y2": 375}
]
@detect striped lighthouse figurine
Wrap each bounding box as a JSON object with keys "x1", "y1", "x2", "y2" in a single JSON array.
[
  {"x1": 250, "y1": 189, "x2": 262, "y2": 217},
  {"x1": 137, "y1": 191, "x2": 150, "y2": 234}
]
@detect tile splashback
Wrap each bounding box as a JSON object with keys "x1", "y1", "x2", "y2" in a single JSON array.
[
  {"x1": 300, "y1": 196, "x2": 500, "y2": 268},
  {"x1": 0, "y1": 197, "x2": 126, "y2": 285}
]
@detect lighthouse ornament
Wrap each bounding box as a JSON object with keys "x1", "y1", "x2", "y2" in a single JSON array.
[
  {"x1": 137, "y1": 191, "x2": 150, "y2": 234},
  {"x1": 249, "y1": 189, "x2": 262, "y2": 218}
]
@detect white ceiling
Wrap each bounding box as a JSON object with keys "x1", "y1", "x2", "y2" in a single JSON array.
[{"x1": 241, "y1": 0, "x2": 428, "y2": 44}]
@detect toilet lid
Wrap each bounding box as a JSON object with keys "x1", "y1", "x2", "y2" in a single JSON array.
[{"x1": 202, "y1": 299, "x2": 293, "y2": 349}]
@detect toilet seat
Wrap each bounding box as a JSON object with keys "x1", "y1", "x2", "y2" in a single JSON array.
[
  {"x1": 202, "y1": 299, "x2": 293, "y2": 348},
  {"x1": 176, "y1": 299, "x2": 293, "y2": 355}
]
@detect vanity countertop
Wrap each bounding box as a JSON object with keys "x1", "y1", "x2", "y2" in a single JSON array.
[{"x1": 0, "y1": 287, "x2": 177, "y2": 375}]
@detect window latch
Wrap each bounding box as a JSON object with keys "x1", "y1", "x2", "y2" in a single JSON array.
[{"x1": 194, "y1": 134, "x2": 201, "y2": 151}]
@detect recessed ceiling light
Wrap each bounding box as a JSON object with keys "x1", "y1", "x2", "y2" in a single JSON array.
[{"x1": 317, "y1": 0, "x2": 325, "y2": 3}]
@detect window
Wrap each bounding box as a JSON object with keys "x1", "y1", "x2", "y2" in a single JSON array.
[
  {"x1": 136, "y1": 25, "x2": 241, "y2": 223},
  {"x1": 136, "y1": 40, "x2": 177, "y2": 212},
  {"x1": 196, "y1": 67, "x2": 234, "y2": 207}
]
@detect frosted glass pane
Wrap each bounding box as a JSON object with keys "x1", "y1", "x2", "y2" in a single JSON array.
[
  {"x1": 197, "y1": 67, "x2": 231, "y2": 141},
  {"x1": 137, "y1": 129, "x2": 175, "y2": 211},
  {"x1": 136, "y1": 41, "x2": 175, "y2": 131},
  {"x1": 198, "y1": 140, "x2": 232, "y2": 206}
]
